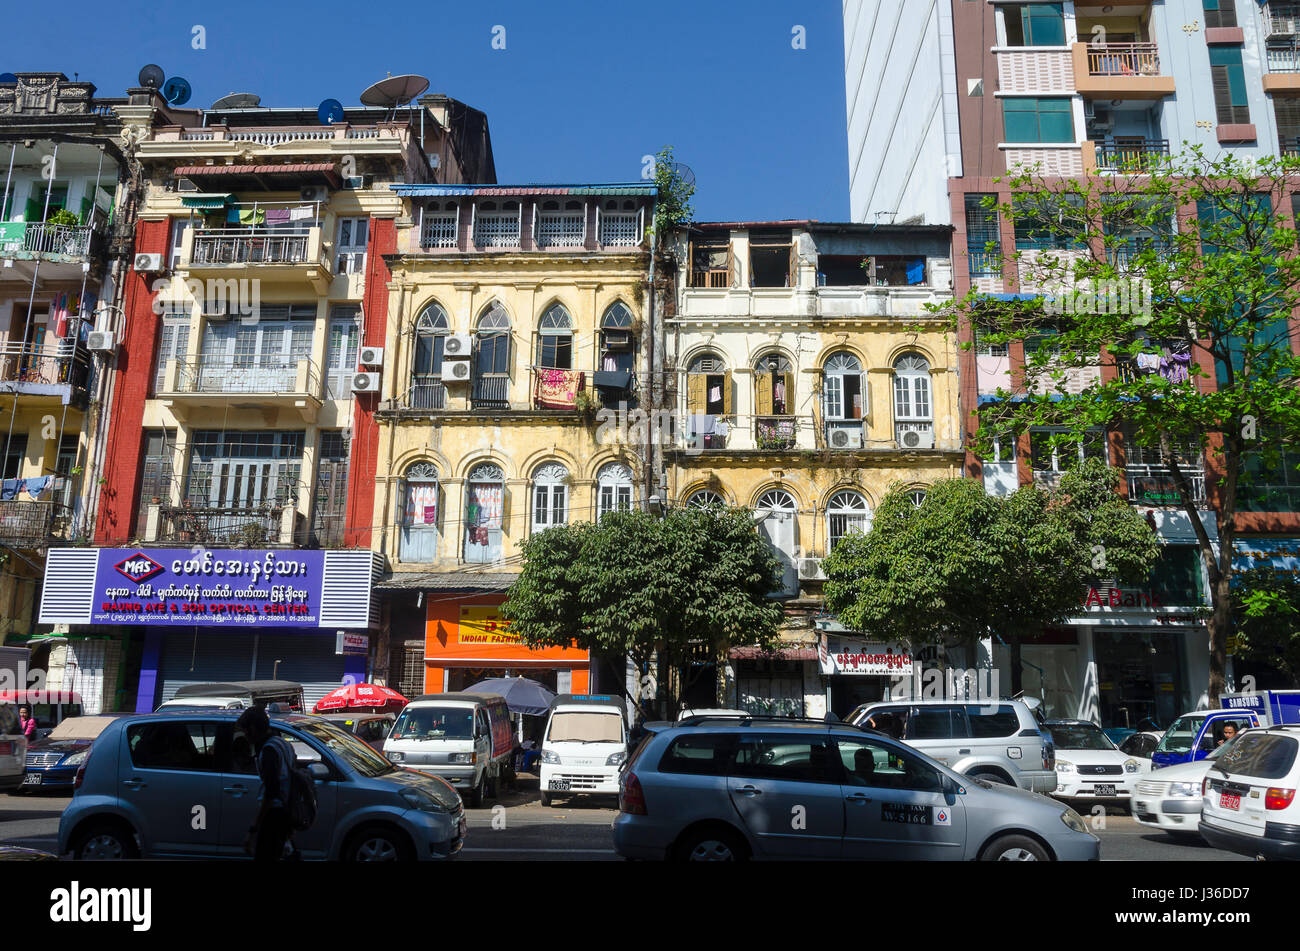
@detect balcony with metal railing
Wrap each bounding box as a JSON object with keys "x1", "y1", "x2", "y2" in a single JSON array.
[
  {"x1": 407, "y1": 375, "x2": 448, "y2": 410},
  {"x1": 150, "y1": 503, "x2": 300, "y2": 547},
  {"x1": 0, "y1": 343, "x2": 90, "y2": 403},
  {"x1": 473, "y1": 215, "x2": 520, "y2": 249},
  {"x1": 690, "y1": 267, "x2": 731, "y2": 288},
  {"x1": 0, "y1": 500, "x2": 69, "y2": 549},
  {"x1": 157, "y1": 358, "x2": 323, "y2": 421},
  {"x1": 1073, "y1": 42, "x2": 1175, "y2": 98},
  {"x1": 0, "y1": 217, "x2": 107, "y2": 265},
  {"x1": 1095, "y1": 139, "x2": 1170, "y2": 173},
  {"x1": 967, "y1": 250, "x2": 1003, "y2": 278},
  {"x1": 472, "y1": 373, "x2": 510, "y2": 409},
  {"x1": 598, "y1": 213, "x2": 640, "y2": 247},
  {"x1": 755, "y1": 416, "x2": 798, "y2": 451},
  {"x1": 181, "y1": 225, "x2": 329, "y2": 290},
  {"x1": 420, "y1": 214, "x2": 458, "y2": 249}
]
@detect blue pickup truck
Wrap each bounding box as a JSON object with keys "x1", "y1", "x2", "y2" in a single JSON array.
[{"x1": 1151, "y1": 690, "x2": 1300, "y2": 769}]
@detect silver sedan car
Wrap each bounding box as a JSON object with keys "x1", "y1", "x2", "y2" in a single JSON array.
[{"x1": 612, "y1": 718, "x2": 1099, "y2": 861}]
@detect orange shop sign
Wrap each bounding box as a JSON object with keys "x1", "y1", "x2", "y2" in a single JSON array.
[{"x1": 457, "y1": 606, "x2": 522, "y2": 646}]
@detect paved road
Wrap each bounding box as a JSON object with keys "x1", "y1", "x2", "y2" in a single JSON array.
[{"x1": 0, "y1": 785, "x2": 1250, "y2": 861}]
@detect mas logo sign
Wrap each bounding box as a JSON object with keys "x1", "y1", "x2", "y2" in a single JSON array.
[{"x1": 113, "y1": 552, "x2": 164, "y2": 584}]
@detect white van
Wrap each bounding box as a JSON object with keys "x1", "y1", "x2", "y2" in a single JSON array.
[
  {"x1": 540, "y1": 694, "x2": 628, "y2": 806},
  {"x1": 383, "y1": 692, "x2": 513, "y2": 807}
]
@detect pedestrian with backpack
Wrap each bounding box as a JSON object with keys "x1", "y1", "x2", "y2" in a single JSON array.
[{"x1": 236, "y1": 706, "x2": 309, "y2": 861}]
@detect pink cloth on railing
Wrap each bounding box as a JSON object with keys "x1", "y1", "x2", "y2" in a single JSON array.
[{"x1": 534, "y1": 369, "x2": 584, "y2": 408}]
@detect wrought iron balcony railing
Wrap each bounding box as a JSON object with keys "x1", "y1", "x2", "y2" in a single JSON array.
[
  {"x1": 1095, "y1": 139, "x2": 1170, "y2": 173},
  {"x1": 0, "y1": 500, "x2": 68, "y2": 548}
]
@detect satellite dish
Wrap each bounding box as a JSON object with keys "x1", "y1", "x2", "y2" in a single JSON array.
[
  {"x1": 211, "y1": 92, "x2": 261, "y2": 110},
  {"x1": 317, "y1": 98, "x2": 345, "y2": 125},
  {"x1": 138, "y1": 64, "x2": 165, "y2": 90},
  {"x1": 359, "y1": 73, "x2": 429, "y2": 108},
  {"x1": 162, "y1": 77, "x2": 192, "y2": 106},
  {"x1": 670, "y1": 163, "x2": 696, "y2": 189},
  {"x1": 0, "y1": 74, "x2": 17, "y2": 85}
]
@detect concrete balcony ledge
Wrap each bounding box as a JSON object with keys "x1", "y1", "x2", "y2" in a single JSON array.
[{"x1": 1072, "y1": 42, "x2": 1175, "y2": 99}]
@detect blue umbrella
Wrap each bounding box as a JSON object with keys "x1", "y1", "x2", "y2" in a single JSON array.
[{"x1": 466, "y1": 677, "x2": 556, "y2": 716}]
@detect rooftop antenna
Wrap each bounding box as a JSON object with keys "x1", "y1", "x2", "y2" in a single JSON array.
[
  {"x1": 137, "y1": 64, "x2": 165, "y2": 90},
  {"x1": 669, "y1": 162, "x2": 696, "y2": 189},
  {"x1": 162, "y1": 76, "x2": 192, "y2": 106},
  {"x1": 317, "y1": 98, "x2": 345, "y2": 125},
  {"x1": 359, "y1": 72, "x2": 429, "y2": 122},
  {"x1": 210, "y1": 92, "x2": 261, "y2": 110}
]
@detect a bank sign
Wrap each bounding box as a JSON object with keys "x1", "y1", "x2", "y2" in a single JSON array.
[{"x1": 39, "y1": 548, "x2": 381, "y2": 629}]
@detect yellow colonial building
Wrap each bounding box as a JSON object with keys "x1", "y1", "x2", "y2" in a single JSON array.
[
  {"x1": 370, "y1": 183, "x2": 655, "y2": 697},
  {"x1": 667, "y1": 220, "x2": 962, "y2": 716}
]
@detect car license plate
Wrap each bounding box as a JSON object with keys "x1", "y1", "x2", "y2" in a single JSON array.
[
  {"x1": 548, "y1": 779, "x2": 570, "y2": 791},
  {"x1": 1221, "y1": 792, "x2": 1241, "y2": 811},
  {"x1": 1095, "y1": 784, "x2": 1116, "y2": 797},
  {"x1": 881, "y1": 803, "x2": 931, "y2": 825},
  {"x1": 20, "y1": 773, "x2": 40, "y2": 786}
]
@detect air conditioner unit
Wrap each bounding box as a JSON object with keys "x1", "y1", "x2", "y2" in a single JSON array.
[
  {"x1": 134, "y1": 252, "x2": 164, "y2": 273},
  {"x1": 797, "y1": 557, "x2": 826, "y2": 581},
  {"x1": 87, "y1": 331, "x2": 116, "y2": 352},
  {"x1": 604, "y1": 330, "x2": 633, "y2": 350},
  {"x1": 1083, "y1": 102, "x2": 1097, "y2": 121},
  {"x1": 343, "y1": 175, "x2": 365, "y2": 190},
  {"x1": 358, "y1": 345, "x2": 384, "y2": 367},
  {"x1": 442, "y1": 333, "x2": 473, "y2": 358},
  {"x1": 899, "y1": 428, "x2": 936, "y2": 450},
  {"x1": 300, "y1": 186, "x2": 328, "y2": 203},
  {"x1": 828, "y1": 425, "x2": 864, "y2": 450},
  {"x1": 444, "y1": 360, "x2": 472, "y2": 382},
  {"x1": 351, "y1": 371, "x2": 380, "y2": 393}
]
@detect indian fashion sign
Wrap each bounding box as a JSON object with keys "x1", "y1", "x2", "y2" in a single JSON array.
[{"x1": 39, "y1": 548, "x2": 378, "y2": 629}]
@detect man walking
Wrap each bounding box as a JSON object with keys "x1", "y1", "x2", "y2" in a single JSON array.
[{"x1": 236, "y1": 706, "x2": 299, "y2": 861}]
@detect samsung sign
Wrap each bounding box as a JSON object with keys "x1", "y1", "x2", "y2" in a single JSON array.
[{"x1": 39, "y1": 548, "x2": 381, "y2": 629}]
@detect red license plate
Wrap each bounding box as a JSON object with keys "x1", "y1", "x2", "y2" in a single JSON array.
[{"x1": 1220, "y1": 792, "x2": 1241, "y2": 811}]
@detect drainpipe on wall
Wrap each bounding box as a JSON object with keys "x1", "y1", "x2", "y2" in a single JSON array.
[
  {"x1": 378, "y1": 281, "x2": 407, "y2": 557},
  {"x1": 645, "y1": 197, "x2": 658, "y2": 510}
]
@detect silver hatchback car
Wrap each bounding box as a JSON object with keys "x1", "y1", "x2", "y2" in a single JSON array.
[
  {"x1": 612, "y1": 717, "x2": 1098, "y2": 861},
  {"x1": 58, "y1": 711, "x2": 465, "y2": 861}
]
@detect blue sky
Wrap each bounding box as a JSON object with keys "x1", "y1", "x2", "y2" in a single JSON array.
[{"x1": 4, "y1": 0, "x2": 851, "y2": 222}]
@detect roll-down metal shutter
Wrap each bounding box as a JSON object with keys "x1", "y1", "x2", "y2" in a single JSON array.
[{"x1": 252, "y1": 633, "x2": 345, "y2": 710}]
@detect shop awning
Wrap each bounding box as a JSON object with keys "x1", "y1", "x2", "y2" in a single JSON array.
[
  {"x1": 174, "y1": 163, "x2": 341, "y2": 191},
  {"x1": 373, "y1": 571, "x2": 517, "y2": 592},
  {"x1": 180, "y1": 192, "x2": 235, "y2": 210}
]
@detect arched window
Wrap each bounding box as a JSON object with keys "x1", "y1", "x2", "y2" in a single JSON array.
[
  {"x1": 597, "y1": 463, "x2": 634, "y2": 519},
  {"x1": 893, "y1": 354, "x2": 933, "y2": 446},
  {"x1": 827, "y1": 490, "x2": 870, "y2": 552},
  {"x1": 687, "y1": 489, "x2": 726, "y2": 510},
  {"x1": 907, "y1": 488, "x2": 927, "y2": 508},
  {"x1": 474, "y1": 303, "x2": 511, "y2": 407},
  {"x1": 412, "y1": 302, "x2": 450, "y2": 409},
  {"x1": 599, "y1": 302, "x2": 636, "y2": 376},
  {"x1": 755, "y1": 489, "x2": 799, "y2": 595},
  {"x1": 824, "y1": 352, "x2": 864, "y2": 421},
  {"x1": 687, "y1": 351, "x2": 730, "y2": 418},
  {"x1": 464, "y1": 463, "x2": 505, "y2": 563},
  {"x1": 536, "y1": 303, "x2": 573, "y2": 369},
  {"x1": 754, "y1": 353, "x2": 794, "y2": 416},
  {"x1": 399, "y1": 462, "x2": 440, "y2": 562},
  {"x1": 531, "y1": 462, "x2": 569, "y2": 533}
]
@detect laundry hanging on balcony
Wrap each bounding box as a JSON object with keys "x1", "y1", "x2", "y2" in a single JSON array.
[
  {"x1": 289, "y1": 205, "x2": 315, "y2": 222},
  {"x1": 1159, "y1": 346, "x2": 1191, "y2": 384},
  {"x1": 264, "y1": 208, "x2": 292, "y2": 226},
  {"x1": 23, "y1": 476, "x2": 52, "y2": 499},
  {"x1": 226, "y1": 207, "x2": 266, "y2": 226},
  {"x1": 1134, "y1": 352, "x2": 1162, "y2": 374},
  {"x1": 534, "y1": 368, "x2": 585, "y2": 409}
]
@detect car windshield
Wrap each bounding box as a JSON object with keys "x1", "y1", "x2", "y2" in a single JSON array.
[
  {"x1": 1214, "y1": 732, "x2": 1299, "y2": 780},
  {"x1": 391, "y1": 706, "x2": 473, "y2": 741},
  {"x1": 547, "y1": 711, "x2": 623, "y2": 744},
  {"x1": 290, "y1": 719, "x2": 396, "y2": 778},
  {"x1": 1155, "y1": 715, "x2": 1202, "y2": 755},
  {"x1": 1048, "y1": 724, "x2": 1116, "y2": 751}
]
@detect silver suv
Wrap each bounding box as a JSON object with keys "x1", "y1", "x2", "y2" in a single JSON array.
[
  {"x1": 612, "y1": 717, "x2": 1098, "y2": 861},
  {"x1": 58, "y1": 711, "x2": 466, "y2": 861},
  {"x1": 845, "y1": 699, "x2": 1055, "y2": 793}
]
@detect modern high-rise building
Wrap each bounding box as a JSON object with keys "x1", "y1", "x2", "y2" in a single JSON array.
[{"x1": 843, "y1": 0, "x2": 1300, "y2": 726}]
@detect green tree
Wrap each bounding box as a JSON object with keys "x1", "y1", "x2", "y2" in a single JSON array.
[
  {"x1": 823, "y1": 463, "x2": 1159, "y2": 694},
  {"x1": 1233, "y1": 567, "x2": 1300, "y2": 684},
  {"x1": 951, "y1": 149, "x2": 1300, "y2": 704},
  {"x1": 651, "y1": 145, "x2": 694, "y2": 241},
  {"x1": 501, "y1": 506, "x2": 783, "y2": 715}
]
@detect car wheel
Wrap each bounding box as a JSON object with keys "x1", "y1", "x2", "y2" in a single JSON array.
[
  {"x1": 72, "y1": 821, "x2": 140, "y2": 860},
  {"x1": 980, "y1": 834, "x2": 1050, "y2": 862},
  {"x1": 466, "y1": 772, "x2": 484, "y2": 808},
  {"x1": 540, "y1": 791, "x2": 552, "y2": 806},
  {"x1": 344, "y1": 825, "x2": 414, "y2": 862},
  {"x1": 969, "y1": 770, "x2": 1013, "y2": 786},
  {"x1": 676, "y1": 828, "x2": 749, "y2": 862}
]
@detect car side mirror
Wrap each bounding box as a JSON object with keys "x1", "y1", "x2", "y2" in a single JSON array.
[
  {"x1": 307, "y1": 761, "x2": 330, "y2": 783},
  {"x1": 942, "y1": 774, "x2": 964, "y2": 796}
]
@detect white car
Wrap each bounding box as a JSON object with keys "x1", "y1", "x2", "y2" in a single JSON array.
[
  {"x1": 1200, "y1": 725, "x2": 1300, "y2": 860},
  {"x1": 539, "y1": 694, "x2": 628, "y2": 806},
  {"x1": 1047, "y1": 719, "x2": 1144, "y2": 804},
  {"x1": 1133, "y1": 738, "x2": 1235, "y2": 835}
]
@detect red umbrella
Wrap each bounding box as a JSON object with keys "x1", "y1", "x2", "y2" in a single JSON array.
[{"x1": 313, "y1": 683, "x2": 408, "y2": 714}]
